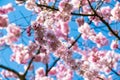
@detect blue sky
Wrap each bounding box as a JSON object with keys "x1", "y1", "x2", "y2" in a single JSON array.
[
  {"x1": 0, "y1": 0, "x2": 35, "y2": 79},
  {"x1": 0, "y1": 0, "x2": 120, "y2": 80},
  {"x1": 0, "y1": 0, "x2": 84, "y2": 80},
  {"x1": 0, "y1": 0, "x2": 87, "y2": 80}
]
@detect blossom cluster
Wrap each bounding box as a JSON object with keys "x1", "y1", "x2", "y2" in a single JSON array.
[
  {"x1": 1, "y1": 70, "x2": 17, "y2": 78},
  {"x1": 1, "y1": 0, "x2": 120, "y2": 80},
  {"x1": 0, "y1": 3, "x2": 13, "y2": 28},
  {"x1": 78, "y1": 23, "x2": 108, "y2": 48}
]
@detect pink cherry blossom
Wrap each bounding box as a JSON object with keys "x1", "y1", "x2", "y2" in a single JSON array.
[
  {"x1": 0, "y1": 37, "x2": 6, "y2": 46},
  {"x1": 48, "y1": 67, "x2": 57, "y2": 75},
  {"x1": 10, "y1": 44, "x2": 29, "y2": 64},
  {"x1": 88, "y1": 11, "x2": 101, "y2": 25},
  {"x1": 82, "y1": 5, "x2": 92, "y2": 14},
  {"x1": 0, "y1": 0, "x2": 120, "y2": 80},
  {"x1": 1, "y1": 70, "x2": 17, "y2": 78},
  {"x1": 25, "y1": 0, "x2": 36, "y2": 11},
  {"x1": 54, "y1": 45, "x2": 72, "y2": 60},
  {"x1": 15, "y1": 0, "x2": 25, "y2": 4},
  {"x1": 78, "y1": 23, "x2": 90, "y2": 34},
  {"x1": 100, "y1": 6, "x2": 111, "y2": 21},
  {"x1": 35, "y1": 67, "x2": 45, "y2": 77},
  {"x1": 58, "y1": 0, "x2": 73, "y2": 13},
  {"x1": 34, "y1": 54, "x2": 41, "y2": 62},
  {"x1": 26, "y1": 26, "x2": 31, "y2": 36},
  {"x1": 7, "y1": 24, "x2": 21, "y2": 37},
  {"x1": 110, "y1": 40, "x2": 118, "y2": 50},
  {"x1": 55, "y1": 63, "x2": 73, "y2": 80},
  {"x1": 34, "y1": 53, "x2": 49, "y2": 64},
  {"x1": 78, "y1": 23, "x2": 96, "y2": 40},
  {"x1": 5, "y1": 34, "x2": 18, "y2": 45},
  {"x1": 111, "y1": 2, "x2": 120, "y2": 21},
  {"x1": 70, "y1": 0, "x2": 80, "y2": 9},
  {"x1": 35, "y1": 76, "x2": 53, "y2": 80},
  {"x1": 76, "y1": 17, "x2": 84, "y2": 26},
  {"x1": 44, "y1": 0, "x2": 55, "y2": 4},
  {"x1": 103, "y1": 0, "x2": 111, "y2": 3},
  {"x1": 0, "y1": 3, "x2": 14, "y2": 14},
  {"x1": 60, "y1": 21, "x2": 69, "y2": 35},
  {"x1": 0, "y1": 15, "x2": 8, "y2": 28},
  {"x1": 10, "y1": 42, "x2": 38, "y2": 64},
  {"x1": 91, "y1": 32, "x2": 108, "y2": 48}
]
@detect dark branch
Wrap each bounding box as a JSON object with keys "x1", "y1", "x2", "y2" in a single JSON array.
[
  {"x1": 68, "y1": 34, "x2": 81, "y2": 49},
  {"x1": 0, "y1": 64, "x2": 21, "y2": 78},
  {"x1": 45, "y1": 63, "x2": 49, "y2": 76},
  {"x1": 108, "y1": 66, "x2": 120, "y2": 76},
  {"x1": 46, "y1": 57, "x2": 60, "y2": 75},
  {"x1": 23, "y1": 47, "x2": 40, "y2": 79},
  {"x1": 36, "y1": 3, "x2": 95, "y2": 16},
  {"x1": 46, "y1": 34, "x2": 81, "y2": 75},
  {"x1": 87, "y1": 0, "x2": 120, "y2": 40}
]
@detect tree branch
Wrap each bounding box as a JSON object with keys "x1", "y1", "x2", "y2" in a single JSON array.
[
  {"x1": 87, "y1": 0, "x2": 120, "y2": 40},
  {"x1": 0, "y1": 64, "x2": 21, "y2": 78},
  {"x1": 108, "y1": 66, "x2": 120, "y2": 76},
  {"x1": 46, "y1": 34, "x2": 81, "y2": 75},
  {"x1": 36, "y1": 3, "x2": 95, "y2": 16},
  {"x1": 45, "y1": 63, "x2": 49, "y2": 76},
  {"x1": 68, "y1": 34, "x2": 81, "y2": 49},
  {"x1": 46, "y1": 57, "x2": 60, "y2": 75},
  {"x1": 23, "y1": 47, "x2": 40, "y2": 79}
]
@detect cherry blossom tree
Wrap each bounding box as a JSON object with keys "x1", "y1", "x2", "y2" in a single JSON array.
[{"x1": 0, "y1": 0, "x2": 120, "y2": 80}]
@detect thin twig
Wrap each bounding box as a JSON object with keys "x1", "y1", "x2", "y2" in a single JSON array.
[
  {"x1": 0, "y1": 65, "x2": 21, "y2": 78},
  {"x1": 87, "y1": 0, "x2": 120, "y2": 40},
  {"x1": 46, "y1": 34, "x2": 81, "y2": 75},
  {"x1": 36, "y1": 3, "x2": 95, "y2": 16}
]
